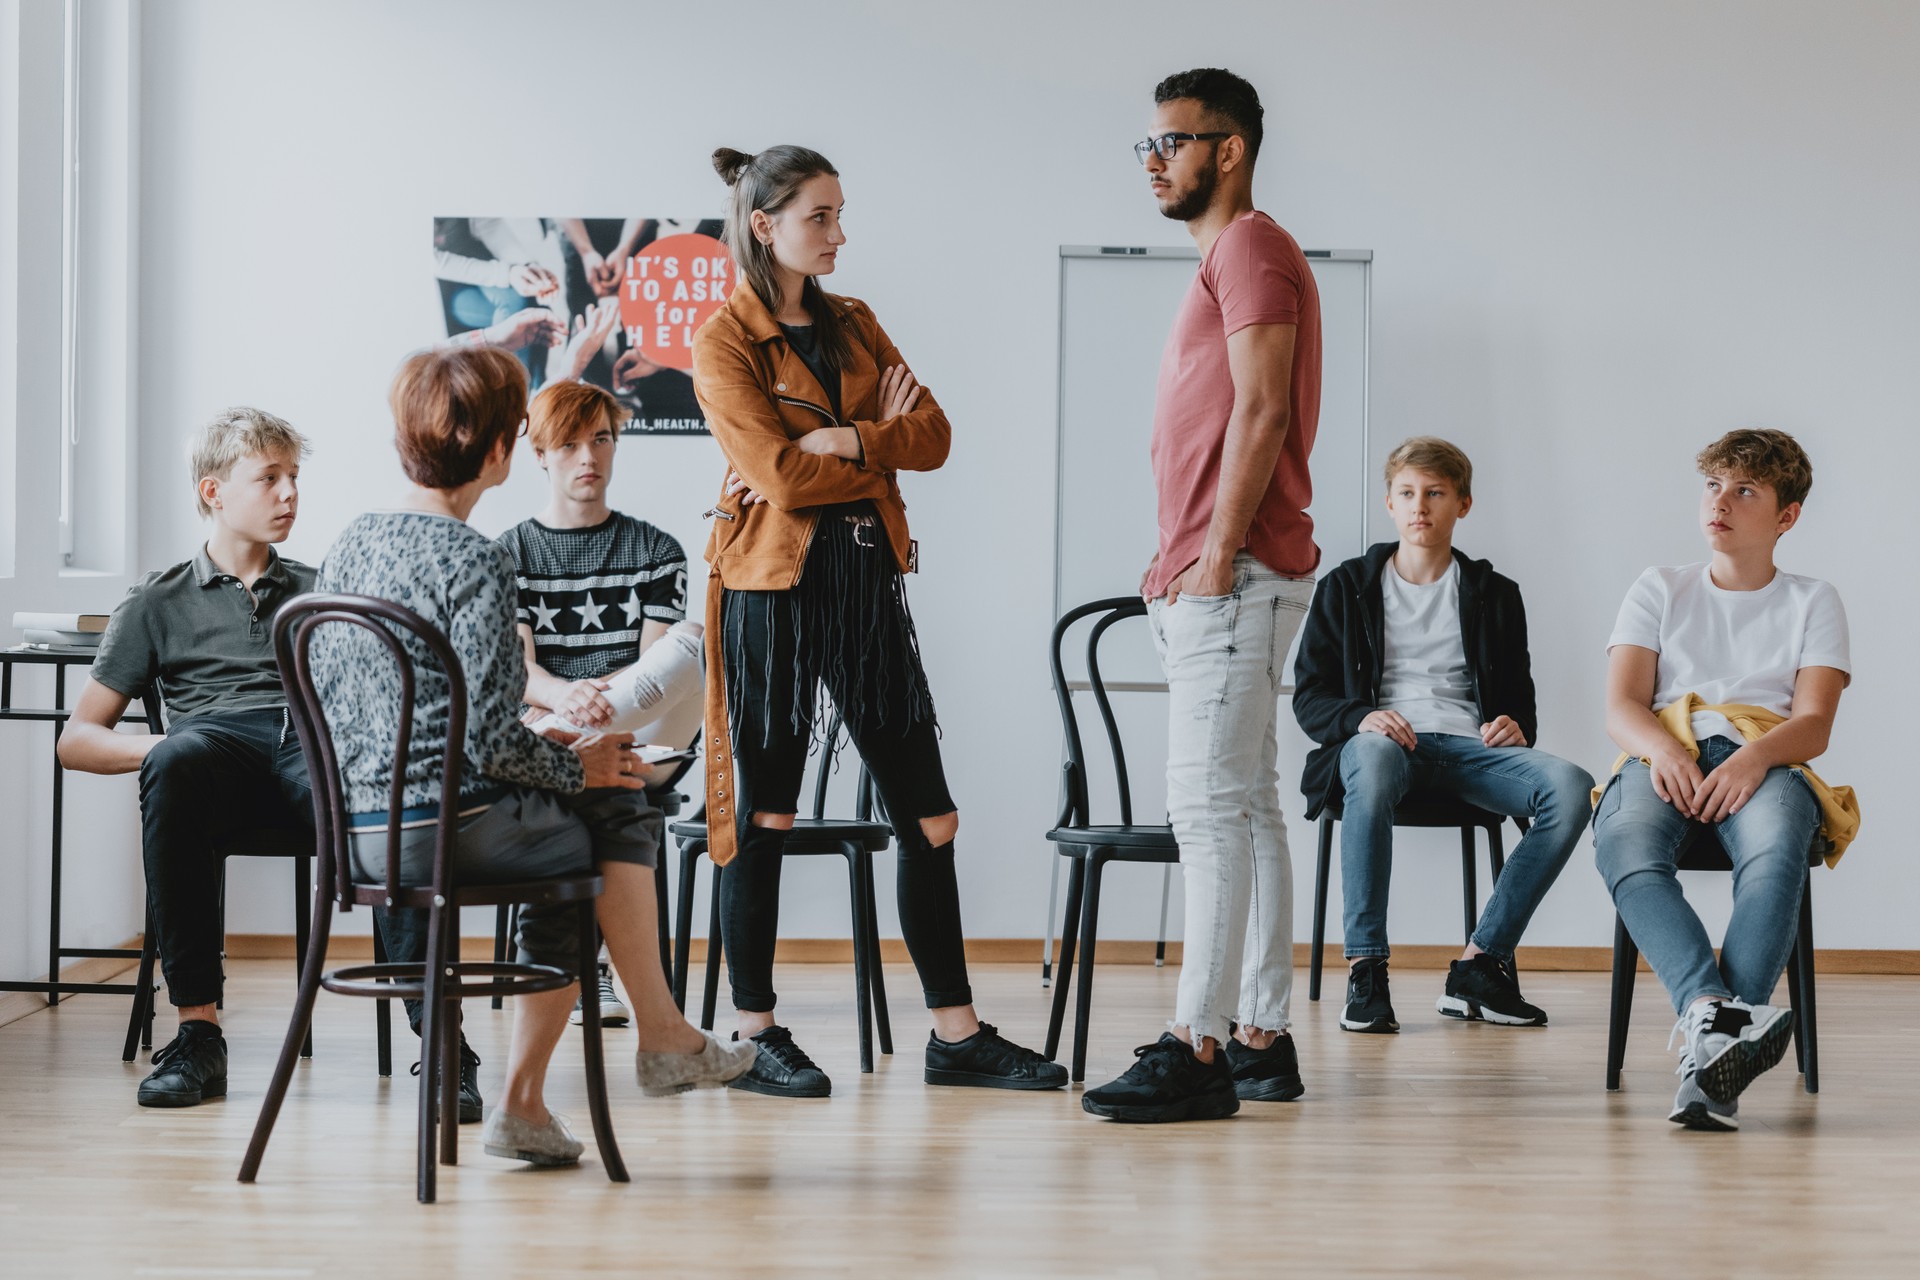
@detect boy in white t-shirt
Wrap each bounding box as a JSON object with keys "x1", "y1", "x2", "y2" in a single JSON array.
[{"x1": 1594, "y1": 428, "x2": 1850, "y2": 1132}]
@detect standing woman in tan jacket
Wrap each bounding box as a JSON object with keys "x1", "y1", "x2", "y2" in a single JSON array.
[{"x1": 691, "y1": 145, "x2": 1064, "y2": 1097}]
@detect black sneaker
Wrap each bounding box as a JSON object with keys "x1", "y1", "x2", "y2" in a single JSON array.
[
  {"x1": 1437, "y1": 954, "x2": 1548, "y2": 1026},
  {"x1": 137, "y1": 1020, "x2": 227, "y2": 1108},
  {"x1": 1341, "y1": 957, "x2": 1399, "y2": 1033},
  {"x1": 1220, "y1": 1031, "x2": 1305, "y2": 1101},
  {"x1": 409, "y1": 1039, "x2": 484, "y2": 1124},
  {"x1": 925, "y1": 1022, "x2": 1068, "y2": 1090},
  {"x1": 728, "y1": 1025, "x2": 832, "y2": 1098},
  {"x1": 1081, "y1": 1033, "x2": 1239, "y2": 1123}
]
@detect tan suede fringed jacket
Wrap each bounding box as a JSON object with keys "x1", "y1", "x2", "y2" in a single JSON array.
[{"x1": 690, "y1": 280, "x2": 950, "y2": 863}]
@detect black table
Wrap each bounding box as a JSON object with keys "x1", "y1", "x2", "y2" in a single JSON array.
[{"x1": 0, "y1": 648, "x2": 159, "y2": 1004}]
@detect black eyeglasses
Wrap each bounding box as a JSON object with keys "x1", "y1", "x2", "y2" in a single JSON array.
[{"x1": 1134, "y1": 131, "x2": 1230, "y2": 164}]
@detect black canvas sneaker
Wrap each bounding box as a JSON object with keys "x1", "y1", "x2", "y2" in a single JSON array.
[
  {"x1": 137, "y1": 1020, "x2": 227, "y2": 1108},
  {"x1": 1081, "y1": 1033, "x2": 1240, "y2": 1123},
  {"x1": 1341, "y1": 957, "x2": 1399, "y2": 1033},
  {"x1": 1220, "y1": 1031, "x2": 1305, "y2": 1101},
  {"x1": 728, "y1": 1025, "x2": 832, "y2": 1098},
  {"x1": 411, "y1": 1040, "x2": 484, "y2": 1123},
  {"x1": 1437, "y1": 954, "x2": 1548, "y2": 1026},
  {"x1": 925, "y1": 1022, "x2": 1068, "y2": 1090}
]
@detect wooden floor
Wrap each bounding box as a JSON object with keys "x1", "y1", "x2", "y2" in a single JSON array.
[{"x1": 3, "y1": 961, "x2": 1917, "y2": 1279}]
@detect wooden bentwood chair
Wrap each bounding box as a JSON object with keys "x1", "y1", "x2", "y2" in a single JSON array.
[
  {"x1": 238, "y1": 594, "x2": 627, "y2": 1203},
  {"x1": 1042, "y1": 598, "x2": 1182, "y2": 1084}
]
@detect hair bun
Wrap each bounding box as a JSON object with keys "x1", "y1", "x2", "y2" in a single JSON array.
[{"x1": 712, "y1": 148, "x2": 755, "y2": 186}]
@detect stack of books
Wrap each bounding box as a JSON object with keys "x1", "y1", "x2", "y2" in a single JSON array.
[{"x1": 12, "y1": 612, "x2": 110, "y2": 652}]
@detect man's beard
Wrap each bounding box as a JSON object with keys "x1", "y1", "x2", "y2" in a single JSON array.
[{"x1": 1157, "y1": 163, "x2": 1219, "y2": 223}]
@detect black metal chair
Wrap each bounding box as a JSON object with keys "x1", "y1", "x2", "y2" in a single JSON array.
[
  {"x1": 1041, "y1": 598, "x2": 1181, "y2": 1084},
  {"x1": 122, "y1": 692, "x2": 390, "y2": 1072},
  {"x1": 238, "y1": 594, "x2": 626, "y2": 1203},
  {"x1": 1308, "y1": 797, "x2": 1529, "y2": 1001},
  {"x1": 1605, "y1": 833, "x2": 1828, "y2": 1094},
  {"x1": 667, "y1": 714, "x2": 894, "y2": 1073}
]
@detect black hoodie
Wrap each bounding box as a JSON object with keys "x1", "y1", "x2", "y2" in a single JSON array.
[{"x1": 1291, "y1": 541, "x2": 1538, "y2": 819}]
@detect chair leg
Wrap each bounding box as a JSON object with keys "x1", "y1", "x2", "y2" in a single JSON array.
[
  {"x1": 847, "y1": 850, "x2": 874, "y2": 1074},
  {"x1": 1154, "y1": 865, "x2": 1172, "y2": 968},
  {"x1": 673, "y1": 839, "x2": 702, "y2": 1010},
  {"x1": 123, "y1": 902, "x2": 158, "y2": 1063},
  {"x1": 654, "y1": 855, "x2": 673, "y2": 983},
  {"x1": 1795, "y1": 869, "x2": 1818, "y2": 1094},
  {"x1": 216, "y1": 865, "x2": 227, "y2": 1011},
  {"x1": 490, "y1": 904, "x2": 511, "y2": 1011},
  {"x1": 701, "y1": 864, "x2": 724, "y2": 1032},
  {"x1": 1309, "y1": 817, "x2": 1333, "y2": 1002},
  {"x1": 1071, "y1": 856, "x2": 1108, "y2": 1084},
  {"x1": 438, "y1": 989, "x2": 460, "y2": 1167},
  {"x1": 1044, "y1": 858, "x2": 1086, "y2": 1062},
  {"x1": 1459, "y1": 826, "x2": 1478, "y2": 947},
  {"x1": 863, "y1": 847, "x2": 892, "y2": 1056},
  {"x1": 1486, "y1": 823, "x2": 1512, "y2": 979},
  {"x1": 238, "y1": 885, "x2": 336, "y2": 1186},
  {"x1": 372, "y1": 922, "x2": 392, "y2": 1078},
  {"x1": 577, "y1": 901, "x2": 629, "y2": 1182},
  {"x1": 294, "y1": 852, "x2": 314, "y2": 1060},
  {"x1": 1041, "y1": 856, "x2": 1061, "y2": 987},
  {"x1": 414, "y1": 905, "x2": 449, "y2": 1203},
  {"x1": 1606, "y1": 914, "x2": 1637, "y2": 1092}
]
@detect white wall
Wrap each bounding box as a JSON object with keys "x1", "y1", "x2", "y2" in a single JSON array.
[{"x1": 6, "y1": 0, "x2": 1915, "y2": 977}]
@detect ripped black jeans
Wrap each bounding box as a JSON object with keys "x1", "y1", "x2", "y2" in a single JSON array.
[{"x1": 719, "y1": 512, "x2": 971, "y2": 1013}]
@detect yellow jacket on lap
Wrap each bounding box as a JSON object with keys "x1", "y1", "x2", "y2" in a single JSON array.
[{"x1": 1592, "y1": 695, "x2": 1860, "y2": 866}]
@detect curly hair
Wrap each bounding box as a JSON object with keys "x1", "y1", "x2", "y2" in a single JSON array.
[
  {"x1": 1696, "y1": 429, "x2": 1813, "y2": 508},
  {"x1": 1154, "y1": 67, "x2": 1264, "y2": 164}
]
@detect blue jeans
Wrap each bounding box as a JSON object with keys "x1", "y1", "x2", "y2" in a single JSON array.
[
  {"x1": 1339, "y1": 732, "x2": 1594, "y2": 963},
  {"x1": 1593, "y1": 735, "x2": 1818, "y2": 1014}
]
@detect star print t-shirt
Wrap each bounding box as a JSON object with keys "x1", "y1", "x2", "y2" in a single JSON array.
[{"x1": 497, "y1": 513, "x2": 687, "y2": 682}]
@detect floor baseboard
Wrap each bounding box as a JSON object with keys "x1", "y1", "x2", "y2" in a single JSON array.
[{"x1": 217, "y1": 934, "x2": 1920, "y2": 974}]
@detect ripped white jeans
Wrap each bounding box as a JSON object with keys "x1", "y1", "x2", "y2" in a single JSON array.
[{"x1": 1149, "y1": 553, "x2": 1314, "y2": 1044}]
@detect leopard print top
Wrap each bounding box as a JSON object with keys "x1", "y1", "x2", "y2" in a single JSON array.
[{"x1": 313, "y1": 511, "x2": 585, "y2": 814}]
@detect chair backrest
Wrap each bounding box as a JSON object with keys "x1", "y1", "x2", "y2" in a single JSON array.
[
  {"x1": 810, "y1": 708, "x2": 880, "y2": 823},
  {"x1": 274, "y1": 593, "x2": 470, "y2": 911},
  {"x1": 1049, "y1": 597, "x2": 1150, "y2": 830}
]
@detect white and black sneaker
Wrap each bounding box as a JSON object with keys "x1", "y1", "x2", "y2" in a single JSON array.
[
  {"x1": 1341, "y1": 957, "x2": 1398, "y2": 1033},
  {"x1": 1669, "y1": 1052, "x2": 1740, "y2": 1132},
  {"x1": 1436, "y1": 954, "x2": 1548, "y2": 1026},
  {"x1": 571, "y1": 962, "x2": 629, "y2": 1028},
  {"x1": 1669, "y1": 998, "x2": 1794, "y2": 1104}
]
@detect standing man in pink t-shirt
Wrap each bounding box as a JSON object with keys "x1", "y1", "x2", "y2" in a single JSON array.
[{"x1": 1084, "y1": 68, "x2": 1323, "y2": 1124}]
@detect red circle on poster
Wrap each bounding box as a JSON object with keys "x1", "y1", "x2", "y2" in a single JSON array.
[{"x1": 616, "y1": 232, "x2": 733, "y2": 371}]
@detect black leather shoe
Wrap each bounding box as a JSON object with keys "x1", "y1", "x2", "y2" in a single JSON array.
[
  {"x1": 925, "y1": 1022, "x2": 1068, "y2": 1090},
  {"x1": 138, "y1": 1021, "x2": 228, "y2": 1108},
  {"x1": 1082, "y1": 1033, "x2": 1238, "y2": 1123},
  {"x1": 1220, "y1": 1031, "x2": 1305, "y2": 1101},
  {"x1": 728, "y1": 1026, "x2": 832, "y2": 1098}
]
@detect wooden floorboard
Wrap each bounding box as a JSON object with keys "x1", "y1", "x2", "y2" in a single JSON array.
[{"x1": 1, "y1": 960, "x2": 1916, "y2": 1278}]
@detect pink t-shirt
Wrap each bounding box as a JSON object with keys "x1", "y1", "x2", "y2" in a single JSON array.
[{"x1": 1145, "y1": 211, "x2": 1321, "y2": 598}]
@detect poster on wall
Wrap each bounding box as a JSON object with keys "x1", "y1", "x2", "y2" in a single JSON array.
[{"x1": 431, "y1": 217, "x2": 732, "y2": 435}]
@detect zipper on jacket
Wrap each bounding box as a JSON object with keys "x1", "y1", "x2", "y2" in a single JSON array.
[
  {"x1": 778, "y1": 395, "x2": 838, "y2": 425},
  {"x1": 704, "y1": 507, "x2": 736, "y2": 521}
]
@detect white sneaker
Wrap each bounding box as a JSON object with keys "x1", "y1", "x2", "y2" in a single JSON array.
[
  {"x1": 481, "y1": 1108, "x2": 583, "y2": 1167},
  {"x1": 1668, "y1": 998, "x2": 1794, "y2": 1105},
  {"x1": 571, "y1": 963, "x2": 630, "y2": 1027},
  {"x1": 635, "y1": 1029, "x2": 760, "y2": 1097},
  {"x1": 1669, "y1": 1053, "x2": 1739, "y2": 1131}
]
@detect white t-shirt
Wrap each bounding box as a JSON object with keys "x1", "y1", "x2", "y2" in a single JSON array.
[
  {"x1": 1607, "y1": 563, "x2": 1851, "y2": 743},
  {"x1": 1379, "y1": 559, "x2": 1482, "y2": 738}
]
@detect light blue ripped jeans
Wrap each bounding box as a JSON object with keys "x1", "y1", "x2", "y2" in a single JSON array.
[{"x1": 1149, "y1": 551, "x2": 1316, "y2": 1045}]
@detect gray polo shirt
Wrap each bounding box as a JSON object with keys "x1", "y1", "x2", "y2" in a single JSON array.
[{"x1": 91, "y1": 545, "x2": 317, "y2": 721}]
